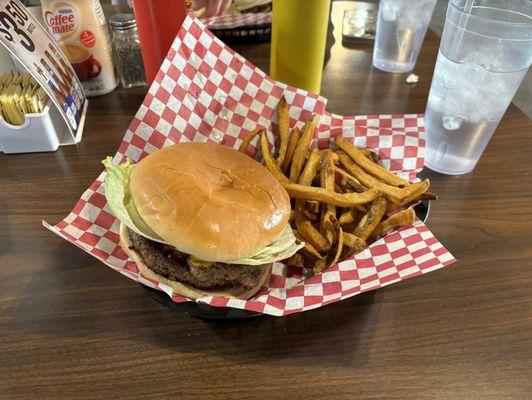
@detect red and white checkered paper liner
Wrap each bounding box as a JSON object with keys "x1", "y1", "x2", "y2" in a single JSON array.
[
  {"x1": 318, "y1": 112, "x2": 426, "y2": 182},
  {"x1": 203, "y1": 12, "x2": 271, "y2": 29},
  {"x1": 43, "y1": 16, "x2": 455, "y2": 317}
]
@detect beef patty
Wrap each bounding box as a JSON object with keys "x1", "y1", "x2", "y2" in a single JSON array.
[{"x1": 127, "y1": 228, "x2": 264, "y2": 290}]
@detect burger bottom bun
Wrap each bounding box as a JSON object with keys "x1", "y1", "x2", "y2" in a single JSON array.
[{"x1": 119, "y1": 223, "x2": 271, "y2": 301}]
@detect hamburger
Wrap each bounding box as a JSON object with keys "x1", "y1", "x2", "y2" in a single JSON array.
[{"x1": 102, "y1": 142, "x2": 301, "y2": 300}]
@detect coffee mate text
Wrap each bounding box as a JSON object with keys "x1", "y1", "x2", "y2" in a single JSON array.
[{"x1": 45, "y1": 9, "x2": 77, "y2": 35}]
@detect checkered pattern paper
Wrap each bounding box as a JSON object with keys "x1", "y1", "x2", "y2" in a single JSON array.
[
  {"x1": 203, "y1": 12, "x2": 271, "y2": 29},
  {"x1": 318, "y1": 112, "x2": 426, "y2": 182},
  {"x1": 43, "y1": 16, "x2": 455, "y2": 317}
]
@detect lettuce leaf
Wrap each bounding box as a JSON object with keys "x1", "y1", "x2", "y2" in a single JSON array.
[
  {"x1": 102, "y1": 157, "x2": 303, "y2": 266},
  {"x1": 233, "y1": 224, "x2": 304, "y2": 266},
  {"x1": 102, "y1": 157, "x2": 163, "y2": 242}
]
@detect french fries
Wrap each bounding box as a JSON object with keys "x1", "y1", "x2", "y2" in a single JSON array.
[
  {"x1": 297, "y1": 220, "x2": 331, "y2": 253},
  {"x1": 320, "y1": 151, "x2": 337, "y2": 243},
  {"x1": 336, "y1": 136, "x2": 409, "y2": 187},
  {"x1": 294, "y1": 230, "x2": 323, "y2": 260},
  {"x1": 314, "y1": 217, "x2": 344, "y2": 274},
  {"x1": 298, "y1": 147, "x2": 322, "y2": 186},
  {"x1": 286, "y1": 253, "x2": 305, "y2": 268},
  {"x1": 289, "y1": 115, "x2": 317, "y2": 182},
  {"x1": 371, "y1": 208, "x2": 416, "y2": 239},
  {"x1": 252, "y1": 98, "x2": 434, "y2": 275},
  {"x1": 342, "y1": 231, "x2": 365, "y2": 250},
  {"x1": 239, "y1": 128, "x2": 262, "y2": 154},
  {"x1": 302, "y1": 242, "x2": 324, "y2": 260},
  {"x1": 282, "y1": 127, "x2": 301, "y2": 173},
  {"x1": 359, "y1": 148, "x2": 378, "y2": 163},
  {"x1": 342, "y1": 235, "x2": 367, "y2": 259},
  {"x1": 335, "y1": 166, "x2": 366, "y2": 193},
  {"x1": 304, "y1": 200, "x2": 320, "y2": 215},
  {"x1": 283, "y1": 183, "x2": 379, "y2": 207},
  {"x1": 353, "y1": 194, "x2": 387, "y2": 241},
  {"x1": 303, "y1": 200, "x2": 320, "y2": 220},
  {"x1": 275, "y1": 97, "x2": 290, "y2": 167},
  {"x1": 338, "y1": 152, "x2": 405, "y2": 203},
  {"x1": 261, "y1": 132, "x2": 290, "y2": 184},
  {"x1": 339, "y1": 207, "x2": 357, "y2": 225},
  {"x1": 313, "y1": 259, "x2": 327, "y2": 274},
  {"x1": 294, "y1": 147, "x2": 321, "y2": 224},
  {"x1": 418, "y1": 192, "x2": 438, "y2": 201},
  {"x1": 399, "y1": 179, "x2": 431, "y2": 206},
  {"x1": 302, "y1": 209, "x2": 318, "y2": 220}
]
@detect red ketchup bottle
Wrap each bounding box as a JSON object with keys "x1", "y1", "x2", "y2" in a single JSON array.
[{"x1": 132, "y1": 0, "x2": 189, "y2": 85}]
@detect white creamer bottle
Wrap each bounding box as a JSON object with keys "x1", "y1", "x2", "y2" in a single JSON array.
[{"x1": 42, "y1": 0, "x2": 118, "y2": 96}]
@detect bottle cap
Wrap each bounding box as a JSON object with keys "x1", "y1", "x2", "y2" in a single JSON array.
[{"x1": 110, "y1": 13, "x2": 137, "y2": 31}]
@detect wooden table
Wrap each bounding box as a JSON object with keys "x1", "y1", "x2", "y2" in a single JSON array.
[{"x1": 2, "y1": 4, "x2": 531, "y2": 399}]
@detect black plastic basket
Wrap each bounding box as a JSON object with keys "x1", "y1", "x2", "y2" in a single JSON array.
[
  {"x1": 139, "y1": 200, "x2": 431, "y2": 319},
  {"x1": 210, "y1": 23, "x2": 271, "y2": 44}
]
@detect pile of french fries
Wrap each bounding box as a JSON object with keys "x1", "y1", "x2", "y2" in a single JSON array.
[{"x1": 240, "y1": 98, "x2": 436, "y2": 274}]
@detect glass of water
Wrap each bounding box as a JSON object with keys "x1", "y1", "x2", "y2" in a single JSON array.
[
  {"x1": 424, "y1": 0, "x2": 532, "y2": 175},
  {"x1": 373, "y1": 0, "x2": 438, "y2": 73}
]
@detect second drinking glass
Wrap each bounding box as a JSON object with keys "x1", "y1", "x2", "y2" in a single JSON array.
[
  {"x1": 424, "y1": 0, "x2": 531, "y2": 175},
  {"x1": 373, "y1": 0, "x2": 437, "y2": 73}
]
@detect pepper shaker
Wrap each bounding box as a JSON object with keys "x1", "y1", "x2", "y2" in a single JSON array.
[{"x1": 109, "y1": 13, "x2": 146, "y2": 89}]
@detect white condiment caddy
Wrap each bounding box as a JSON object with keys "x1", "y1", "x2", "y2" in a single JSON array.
[
  {"x1": 0, "y1": 2, "x2": 89, "y2": 155},
  {"x1": 0, "y1": 100, "x2": 85, "y2": 154}
]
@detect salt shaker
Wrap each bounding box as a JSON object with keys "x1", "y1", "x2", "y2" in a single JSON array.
[{"x1": 109, "y1": 13, "x2": 146, "y2": 89}]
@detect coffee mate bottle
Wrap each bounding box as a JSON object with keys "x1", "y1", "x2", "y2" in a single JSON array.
[{"x1": 42, "y1": 0, "x2": 118, "y2": 96}]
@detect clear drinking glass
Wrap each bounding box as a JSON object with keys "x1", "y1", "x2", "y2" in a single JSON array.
[
  {"x1": 373, "y1": 0, "x2": 437, "y2": 73},
  {"x1": 424, "y1": 0, "x2": 532, "y2": 175}
]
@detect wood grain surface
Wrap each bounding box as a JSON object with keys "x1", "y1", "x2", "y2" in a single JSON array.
[{"x1": 1, "y1": 3, "x2": 531, "y2": 399}]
